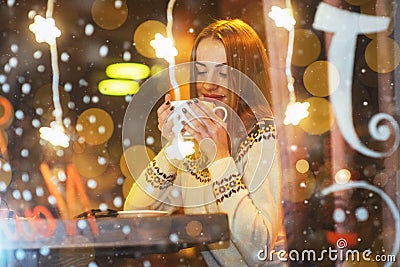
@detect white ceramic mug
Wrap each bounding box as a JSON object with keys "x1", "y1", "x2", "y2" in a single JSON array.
[
  {"x1": 170, "y1": 100, "x2": 228, "y2": 122},
  {"x1": 168, "y1": 100, "x2": 228, "y2": 138}
]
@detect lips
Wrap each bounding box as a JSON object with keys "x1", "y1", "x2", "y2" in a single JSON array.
[{"x1": 201, "y1": 93, "x2": 225, "y2": 101}]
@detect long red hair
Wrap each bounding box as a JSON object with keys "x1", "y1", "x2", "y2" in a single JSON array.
[{"x1": 190, "y1": 19, "x2": 273, "y2": 132}]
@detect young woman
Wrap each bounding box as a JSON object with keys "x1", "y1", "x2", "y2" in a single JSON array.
[{"x1": 124, "y1": 19, "x2": 285, "y2": 266}]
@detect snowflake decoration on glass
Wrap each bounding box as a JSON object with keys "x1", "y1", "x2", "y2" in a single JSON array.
[
  {"x1": 29, "y1": 15, "x2": 61, "y2": 45},
  {"x1": 284, "y1": 101, "x2": 310, "y2": 126},
  {"x1": 150, "y1": 33, "x2": 178, "y2": 63},
  {"x1": 268, "y1": 6, "x2": 296, "y2": 31}
]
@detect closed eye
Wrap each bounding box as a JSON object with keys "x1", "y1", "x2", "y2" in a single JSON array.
[
  {"x1": 196, "y1": 70, "x2": 207, "y2": 75},
  {"x1": 194, "y1": 62, "x2": 208, "y2": 75}
]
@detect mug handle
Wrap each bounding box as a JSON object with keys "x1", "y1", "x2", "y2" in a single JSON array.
[{"x1": 213, "y1": 106, "x2": 228, "y2": 122}]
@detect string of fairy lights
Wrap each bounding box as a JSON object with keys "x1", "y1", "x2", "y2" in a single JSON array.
[
  {"x1": 268, "y1": 2, "x2": 310, "y2": 126},
  {"x1": 29, "y1": 0, "x2": 70, "y2": 148},
  {"x1": 28, "y1": 0, "x2": 308, "y2": 150},
  {"x1": 150, "y1": 0, "x2": 180, "y2": 98}
]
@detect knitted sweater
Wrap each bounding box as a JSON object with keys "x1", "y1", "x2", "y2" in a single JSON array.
[{"x1": 124, "y1": 118, "x2": 285, "y2": 266}]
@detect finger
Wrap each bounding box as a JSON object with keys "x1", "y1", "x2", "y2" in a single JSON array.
[
  {"x1": 165, "y1": 93, "x2": 172, "y2": 103},
  {"x1": 187, "y1": 101, "x2": 225, "y2": 135},
  {"x1": 182, "y1": 123, "x2": 203, "y2": 141},
  {"x1": 158, "y1": 109, "x2": 175, "y2": 132},
  {"x1": 193, "y1": 99, "x2": 226, "y2": 125},
  {"x1": 157, "y1": 94, "x2": 173, "y2": 116},
  {"x1": 157, "y1": 94, "x2": 175, "y2": 131},
  {"x1": 181, "y1": 107, "x2": 210, "y2": 136}
]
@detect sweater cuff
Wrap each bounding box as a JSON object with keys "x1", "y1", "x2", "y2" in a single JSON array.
[
  {"x1": 154, "y1": 149, "x2": 177, "y2": 175},
  {"x1": 142, "y1": 149, "x2": 177, "y2": 191},
  {"x1": 208, "y1": 157, "x2": 249, "y2": 205}
]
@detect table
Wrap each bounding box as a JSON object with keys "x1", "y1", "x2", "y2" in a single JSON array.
[{"x1": 0, "y1": 213, "x2": 230, "y2": 266}]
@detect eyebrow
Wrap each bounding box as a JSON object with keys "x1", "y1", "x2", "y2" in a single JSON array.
[{"x1": 194, "y1": 62, "x2": 228, "y2": 68}]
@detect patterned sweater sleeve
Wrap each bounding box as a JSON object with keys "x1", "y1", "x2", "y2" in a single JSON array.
[
  {"x1": 208, "y1": 119, "x2": 282, "y2": 266},
  {"x1": 123, "y1": 148, "x2": 182, "y2": 213}
]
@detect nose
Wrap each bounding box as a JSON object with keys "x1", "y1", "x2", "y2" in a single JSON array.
[
  {"x1": 202, "y1": 81, "x2": 218, "y2": 91},
  {"x1": 202, "y1": 70, "x2": 219, "y2": 91}
]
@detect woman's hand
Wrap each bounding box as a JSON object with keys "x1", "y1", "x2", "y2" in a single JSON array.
[
  {"x1": 157, "y1": 94, "x2": 175, "y2": 139},
  {"x1": 182, "y1": 100, "x2": 230, "y2": 161}
]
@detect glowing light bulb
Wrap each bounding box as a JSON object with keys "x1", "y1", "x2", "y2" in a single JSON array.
[
  {"x1": 283, "y1": 101, "x2": 310, "y2": 126},
  {"x1": 268, "y1": 6, "x2": 296, "y2": 31},
  {"x1": 39, "y1": 121, "x2": 69, "y2": 148},
  {"x1": 29, "y1": 15, "x2": 61, "y2": 45},
  {"x1": 150, "y1": 33, "x2": 178, "y2": 63}
]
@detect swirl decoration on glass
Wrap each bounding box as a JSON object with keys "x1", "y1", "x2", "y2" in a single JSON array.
[
  {"x1": 313, "y1": 2, "x2": 399, "y2": 158},
  {"x1": 322, "y1": 181, "x2": 399, "y2": 267}
]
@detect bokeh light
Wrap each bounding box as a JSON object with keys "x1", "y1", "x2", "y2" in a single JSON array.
[
  {"x1": 373, "y1": 171, "x2": 389, "y2": 187},
  {"x1": 333, "y1": 208, "x2": 346, "y2": 223},
  {"x1": 334, "y1": 169, "x2": 352, "y2": 184},
  {"x1": 0, "y1": 96, "x2": 14, "y2": 129},
  {"x1": 91, "y1": 0, "x2": 128, "y2": 30},
  {"x1": 360, "y1": 0, "x2": 394, "y2": 39},
  {"x1": 365, "y1": 38, "x2": 400, "y2": 73},
  {"x1": 185, "y1": 220, "x2": 203, "y2": 237},
  {"x1": 363, "y1": 164, "x2": 377, "y2": 177},
  {"x1": 76, "y1": 108, "x2": 114, "y2": 145},
  {"x1": 283, "y1": 171, "x2": 316, "y2": 202},
  {"x1": 298, "y1": 97, "x2": 334, "y2": 135},
  {"x1": 134, "y1": 20, "x2": 167, "y2": 59},
  {"x1": 292, "y1": 29, "x2": 321, "y2": 67},
  {"x1": 72, "y1": 145, "x2": 110, "y2": 178},
  {"x1": 122, "y1": 174, "x2": 134, "y2": 198},
  {"x1": 105, "y1": 63, "x2": 150, "y2": 80},
  {"x1": 295, "y1": 159, "x2": 310, "y2": 174},
  {"x1": 120, "y1": 145, "x2": 155, "y2": 180},
  {"x1": 84, "y1": 165, "x2": 122, "y2": 207},
  {"x1": 355, "y1": 206, "x2": 369, "y2": 222},
  {"x1": 98, "y1": 79, "x2": 140, "y2": 96},
  {"x1": 0, "y1": 129, "x2": 8, "y2": 147},
  {"x1": 0, "y1": 158, "x2": 12, "y2": 190},
  {"x1": 303, "y1": 60, "x2": 340, "y2": 97}
]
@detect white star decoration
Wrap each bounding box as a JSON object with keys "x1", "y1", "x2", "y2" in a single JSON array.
[
  {"x1": 29, "y1": 15, "x2": 61, "y2": 45},
  {"x1": 150, "y1": 33, "x2": 178, "y2": 63},
  {"x1": 39, "y1": 122, "x2": 69, "y2": 148},
  {"x1": 268, "y1": 6, "x2": 296, "y2": 31},
  {"x1": 284, "y1": 101, "x2": 310, "y2": 126}
]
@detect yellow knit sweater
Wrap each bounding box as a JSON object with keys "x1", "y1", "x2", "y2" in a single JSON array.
[{"x1": 124, "y1": 118, "x2": 285, "y2": 266}]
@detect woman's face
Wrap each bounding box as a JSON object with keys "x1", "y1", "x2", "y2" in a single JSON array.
[{"x1": 195, "y1": 37, "x2": 232, "y2": 107}]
